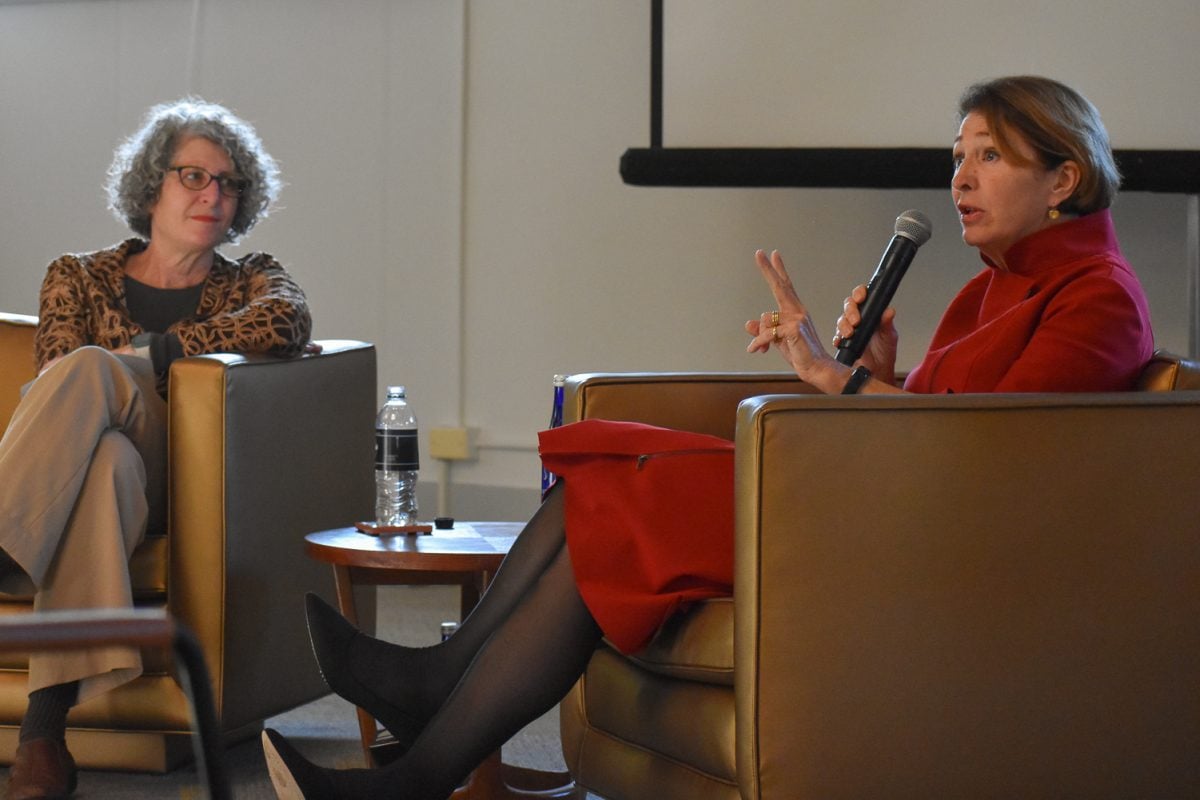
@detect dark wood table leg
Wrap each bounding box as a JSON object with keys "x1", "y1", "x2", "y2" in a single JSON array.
[
  {"x1": 459, "y1": 574, "x2": 481, "y2": 621},
  {"x1": 331, "y1": 563, "x2": 359, "y2": 626}
]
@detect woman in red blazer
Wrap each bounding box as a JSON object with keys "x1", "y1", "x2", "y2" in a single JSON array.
[{"x1": 264, "y1": 75, "x2": 1154, "y2": 800}]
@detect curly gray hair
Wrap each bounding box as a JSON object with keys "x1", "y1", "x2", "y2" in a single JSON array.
[{"x1": 105, "y1": 98, "x2": 282, "y2": 243}]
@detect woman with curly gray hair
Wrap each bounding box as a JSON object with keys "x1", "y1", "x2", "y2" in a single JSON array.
[
  {"x1": 0, "y1": 98, "x2": 311, "y2": 799},
  {"x1": 106, "y1": 96, "x2": 283, "y2": 244}
]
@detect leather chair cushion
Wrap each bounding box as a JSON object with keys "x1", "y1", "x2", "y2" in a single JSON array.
[
  {"x1": 580, "y1": 646, "x2": 737, "y2": 785},
  {"x1": 624, "y1": 597, "x2": 733, "y2": 686},
  {"x1": 130, "y1": 535, "x2": 167, "y2": 599}
]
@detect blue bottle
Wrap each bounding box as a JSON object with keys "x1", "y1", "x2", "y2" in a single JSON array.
[{"x1": 540, "y1": 374, "x2": 566, "y2": 498}]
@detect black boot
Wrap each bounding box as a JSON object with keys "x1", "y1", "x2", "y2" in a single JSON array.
[
  {"x1": 305, "y1": 593, "x2": 429, "y2": 751},
  {"x1": 262, "y1": 728, "x2": 373, "y2": 799}
]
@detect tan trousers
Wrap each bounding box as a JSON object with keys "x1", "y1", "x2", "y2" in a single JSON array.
[{"x1": 0, "y1": 347, "x2": 166, "y2": 703}]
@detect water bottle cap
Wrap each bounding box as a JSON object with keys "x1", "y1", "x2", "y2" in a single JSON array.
[
  {"x1": 552, "y1": 374, "x2": 567, "y2": 385},
  {"x1": 386, "y1": 385, "x2": 406, "y2": 397}
]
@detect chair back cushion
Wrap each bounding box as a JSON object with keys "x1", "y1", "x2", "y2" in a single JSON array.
[
  {"x1": 1137, "y1": 349, "x2": 1200, "y2": 391},
  {"x1": 564, "y1": 372, "x2": 814, "y2": 440}
]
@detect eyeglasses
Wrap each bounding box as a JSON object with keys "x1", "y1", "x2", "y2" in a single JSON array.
[{"x1": 166, "y1": 165, "x2": 250, "y2": 198}]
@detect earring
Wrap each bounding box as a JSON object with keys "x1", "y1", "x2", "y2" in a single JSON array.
[{"x1": 1047, "y1": 207, "x2": 1061, "y2": 220}]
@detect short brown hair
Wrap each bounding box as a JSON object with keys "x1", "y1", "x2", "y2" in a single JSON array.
[{"x1": 958, "y1": 76, "x2": 1120, "y2": 215}]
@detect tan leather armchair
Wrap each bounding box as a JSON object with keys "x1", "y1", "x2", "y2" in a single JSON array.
[
  {"x1": 0, "y1": 312, "x2": 377, "y2": 771},
  {"x1": 559, "y1": 352, "x2": 1200, "y2": 800}
]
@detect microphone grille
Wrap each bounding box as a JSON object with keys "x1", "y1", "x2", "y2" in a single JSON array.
[{"x1": 894, "y1": 209, "x2": 933, "y2": 247}]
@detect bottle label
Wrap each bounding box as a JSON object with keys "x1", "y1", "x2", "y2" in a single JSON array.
[{"x1": 376, "y1": 429, "x2": 419, "y2": 470}]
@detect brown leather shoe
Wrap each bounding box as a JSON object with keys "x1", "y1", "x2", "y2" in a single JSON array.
[{"x1": 6, "y1": 738, "x2": 77, "y2": 800}]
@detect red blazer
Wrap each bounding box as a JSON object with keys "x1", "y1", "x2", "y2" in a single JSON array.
[{"x1": 905, "y1": 210, "x2": 1153, "y2": 394}]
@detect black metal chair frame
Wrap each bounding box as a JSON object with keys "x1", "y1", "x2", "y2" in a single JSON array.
[{"x1": 0, "y1": 608, "x2": 228, "y2": 799}]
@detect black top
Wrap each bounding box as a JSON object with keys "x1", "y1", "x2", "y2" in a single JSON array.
[
  {"x1": 123, "y1": 276, "x2": 203, "y2": 374},
  {"x1": 123, "y1": 276, "x2": 203, "y2": 333}
]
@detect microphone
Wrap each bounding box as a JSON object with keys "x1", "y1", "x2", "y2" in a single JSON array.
[{"x1": 835, "y1": 209, "x2": 932, "y2": 366}]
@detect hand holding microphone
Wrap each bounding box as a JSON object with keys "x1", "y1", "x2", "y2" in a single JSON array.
[
  {"x1": 834, "y1": 209, "x2": 932, "y2": 365},
  {"x1": 748, "y1": 209, "x2": 931, "y2": 393}
]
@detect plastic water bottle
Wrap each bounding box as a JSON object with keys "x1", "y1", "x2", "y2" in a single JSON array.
[
  {"x1": 540, "y1": 374, "x2": 567, "y2": 497},
  {"x1": 375, "y1": 385, "x2": 419, "y2": 526}
]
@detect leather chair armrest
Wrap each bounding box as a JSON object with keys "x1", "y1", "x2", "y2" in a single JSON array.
[
  {"x1": 734, "y1": 391, "x2": 1200, "y2": 799},
  {"x1": 167, "y1": 340, "x2": 377, "y2": 729}
]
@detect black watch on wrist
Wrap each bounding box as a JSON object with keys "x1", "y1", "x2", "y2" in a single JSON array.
[{"x1": 841, "y1": 365, "x2": 872, "y2": 395}]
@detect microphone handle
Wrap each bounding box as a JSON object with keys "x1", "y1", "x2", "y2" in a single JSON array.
[{"x1": 835, "y1": 235, "x2": 918, "y2": 365}]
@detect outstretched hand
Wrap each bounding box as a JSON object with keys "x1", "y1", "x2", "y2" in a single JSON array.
[{"x1": 744, "y1": 249, "x2": 839, "y2": 385}]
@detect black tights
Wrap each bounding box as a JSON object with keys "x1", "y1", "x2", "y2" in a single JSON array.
[{"x1": 328, "y1": 484, "x2": 602, "y2": 797}]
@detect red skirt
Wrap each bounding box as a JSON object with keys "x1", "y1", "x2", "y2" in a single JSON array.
[{"x1": 538, "y1": 419, "x2": 735, "y2": 654}]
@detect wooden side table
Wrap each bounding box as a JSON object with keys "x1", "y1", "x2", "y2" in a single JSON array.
[{"x1": 304, "y1": 522, "x2": 575, "y2": 799}]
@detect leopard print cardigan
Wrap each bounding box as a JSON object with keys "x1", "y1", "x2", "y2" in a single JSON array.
[{"x1": 34, "y1": 238, "x2": 312, "y2": 380}]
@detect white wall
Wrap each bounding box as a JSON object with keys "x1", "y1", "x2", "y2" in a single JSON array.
[
  {"x1": 664, "y1": 0, "x2": 1200, "y2": 149},
  {"x1": 1, "y1": 0, "x2": 1193, "y2": 520}
]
